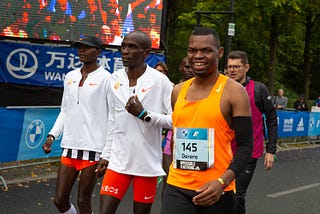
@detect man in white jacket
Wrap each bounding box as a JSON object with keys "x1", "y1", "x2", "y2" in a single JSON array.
[
  {"x1": 42, "y1": 36, "x2": 110, "y2": 214},
  {"x1": 96, "y1": 30, "x2": 173, "y2": 214}
]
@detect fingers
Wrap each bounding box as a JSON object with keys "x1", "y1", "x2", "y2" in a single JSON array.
[
  {"x1": 43, "y1": 147, "x2": 52, "y2": 154},
  {"x1": 42, "y1": 141, "x2": 52, "y2": 154},
  {"x1": 264, "y1": 153, "x2": 275, "y2": 170},
  {"x1": 125, "y1": 96, "x2": 143, "y2": 116},
  {"x1": 95, "y1": 163, "x2": 107, "y2": 178},
  {"x1": 192, "y1": 181, "x2": 223, "y2": 206}
]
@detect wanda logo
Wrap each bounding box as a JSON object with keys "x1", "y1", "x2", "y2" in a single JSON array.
[{"x1": 6, "y1": 48, "x2": 38, "y2": 79}]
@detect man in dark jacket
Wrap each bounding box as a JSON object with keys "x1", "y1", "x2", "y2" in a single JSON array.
[{"x1": 226, "y1": 50, "x2": 278, "y2": 214}]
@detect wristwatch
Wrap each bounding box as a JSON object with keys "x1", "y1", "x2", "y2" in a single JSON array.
[{"x1": 143, "y1": 112, "x2": 152, "y2": 122}]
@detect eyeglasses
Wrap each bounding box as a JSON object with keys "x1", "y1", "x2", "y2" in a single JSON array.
[{"x1": 227, "y1": 65, "x2": 244, "y2": 70}]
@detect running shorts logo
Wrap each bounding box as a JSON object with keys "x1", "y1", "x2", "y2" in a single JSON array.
[
  {"x1": 101, "y1": 185, "x2": 119, "y2": 194},
  {"x1": 25, "y1": 119, "x2": 45, "y2": 149},
  {"x1": 6, "y1": 48, "x2": 38, "y2": 79}
]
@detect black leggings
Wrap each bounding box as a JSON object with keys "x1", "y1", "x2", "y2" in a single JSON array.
[{"x1": 161, "y1": 184, "x2": 237, "y2": 214}]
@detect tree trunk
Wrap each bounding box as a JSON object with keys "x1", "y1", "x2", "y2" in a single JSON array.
[
  {"x1": 268, "y1": 15, "x2": 278, "y2": 95},
  {"x1": 303, "y1": 15, "x2": 312, "y2": 102}
]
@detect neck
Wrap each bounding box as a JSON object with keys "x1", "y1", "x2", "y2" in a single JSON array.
[
  {"x1": 193, "y1": 70, "x2": 220, "y2": 87},
  {"x1": 81, "y1": 63, "x2": 99, "y2": 76},
  {"x1": 127, "y1": 64, "x2": 147, "y2": 81}
]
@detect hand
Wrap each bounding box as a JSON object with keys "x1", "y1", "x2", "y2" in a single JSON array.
[
  {"x1": 42, "y1": 138, "x2": 53, "y2": 154},
  {"x1": 192, "y1": 180, "x2": 224, "y2": 206},
  {"x1": 95, "y1": 159, "x2": 109, "y2": 178},
  {"x1": 264, "y1": 153, "x2": 275, "y2": 170},
  {"x1": 125, "y1": 95, "x2": 144, "y2": 117}
]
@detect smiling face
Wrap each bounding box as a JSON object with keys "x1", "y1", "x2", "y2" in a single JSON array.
[{"x1": 187, "y1": 34, "x2": 223, "y2": 77}]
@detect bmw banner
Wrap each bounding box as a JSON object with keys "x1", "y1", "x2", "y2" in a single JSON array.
[
  {"x1": 308, "y1": 112, "x2": 320, "y2": 136},
  {"x1": 0, "y1": 107, "x2": 62, "y2": 162},
  {"x1": 17, "y1": 108, "x2": 62, "y2": 161},
  {"x1": 0, "y1": 41, "x2": 165, "y2": 88}
]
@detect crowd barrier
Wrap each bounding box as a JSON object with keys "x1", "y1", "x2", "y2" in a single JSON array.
[
  {"x1": 1, "y1": 107, "x2": 319, "y2": 164},
  {"x1": 0, "y1": 107, "x2": 319, "y2": 188},
  {"x1": 0, "y1": 107, "x2": 62, "y2": 163}
]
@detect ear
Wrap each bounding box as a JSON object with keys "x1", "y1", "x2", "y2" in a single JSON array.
[
  {"x1": 218, "y1": 47, "x2": 224, "y2": 59},
  {"x1": 144, "y1": 48, "x2": 151, "y2": 58},
  {"x1": 245, "y1": 64, "x2": 250, "y2": 73}
]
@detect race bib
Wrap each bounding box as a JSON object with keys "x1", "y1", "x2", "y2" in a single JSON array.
[{"x1": 173, "y1": 128, "x2": 214, "y2": 171}]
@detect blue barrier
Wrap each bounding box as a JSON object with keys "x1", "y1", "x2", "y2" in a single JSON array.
[
  {"x1": 0, "y1": 107, "x2": 62, "y2": 162},
  {"x1": 1, "y1": 108, "x2": 320, "y2": 163},
  {"x1": 277, "y1": 110, "x2": 320, "y2": 138}
]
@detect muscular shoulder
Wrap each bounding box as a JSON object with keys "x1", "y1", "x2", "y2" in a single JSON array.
[
  {"x1": 171, "y1": 82, "x2": 184, "y2": 110},
  {"x1": 221, "y1": 78, "x2": 251, "y2": 119}
]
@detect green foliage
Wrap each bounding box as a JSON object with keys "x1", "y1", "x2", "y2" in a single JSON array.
[{"x1": 164, "y1": 0, "x2": 320, "y2": 97}]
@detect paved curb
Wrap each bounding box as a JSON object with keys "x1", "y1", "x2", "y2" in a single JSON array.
[{"x1": 2, "y1": 172, "x2": 57, "y2": 186}]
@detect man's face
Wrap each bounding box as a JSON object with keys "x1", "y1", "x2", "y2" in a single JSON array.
[
  {"x1": 187, "y1": 34, "x2": 223, "y2": 77},
  {"x1": 78, "y1": 45, "x2": 99, "y2": 64},
  {"x1": 179, "y1": 59, "x2": 194, "y2": 80},
  {"x1": 227, "y1": 58, "x2": 249, "y2": 84},
  {"x1": 110, "y1": 19, "x2": 119, "y2": 35},
  {"x1": 100, "y1": 26, "x2": 113, "y2": 44},
  {"x1": 278, "y1": 89, "x2": 284, "y2": 96},
  {"x1": 155, "y1": 65, "x2": 165, "y2": 75},
  {"x1": 120, "y1": 34, "x2": 148, "y2": 68}
]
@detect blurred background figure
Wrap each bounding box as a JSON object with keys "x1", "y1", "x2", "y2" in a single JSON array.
[
  {"x1": 99, "y1": 24, "x2": 113, "y2": 44},
  {"x1": 179, "y1": 56, "x2": 194, "y2": 82},
  {"x1": 314, "y1": 95, "x2": 320, "y2": 107},
  {"x1": 273, "y1": 88, "x2": 288, "y2": 110},
  {"x1": 293, "y1": 94, "x2": 309, "y2": 111},
  {"x1": 155, "y1": 61, "x2": 169, "y2": 76}
]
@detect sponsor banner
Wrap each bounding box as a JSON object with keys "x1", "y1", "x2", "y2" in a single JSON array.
[
  {"x1": 17, "y1": 108, "x2": 62, "y2": 161},
  {"x1": 0, "y1": 107, "x2": 62, "y2": 162},
  {"x1": 0, "y1": 108, "x2": 25, "y2": 162},
  {"x1": 1, "y1": 108, "x2": 320, "y2": 163},
  {"x1": 308, "y1": 112, "x2": 320, "y2": 136},
  {"x1": 277, "y1": 111, "x2": 309, "y2": 138},
  {"x1": 0, "y1": 41, "x2": 165, "y2": 88}
]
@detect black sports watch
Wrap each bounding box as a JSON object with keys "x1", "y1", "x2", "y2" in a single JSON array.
[{"x1": 143, "y1": 112, "x2": 151, "y2": 122}]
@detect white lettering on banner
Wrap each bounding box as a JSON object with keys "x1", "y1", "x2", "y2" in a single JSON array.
[
  {"x1": 6, "y1": 48, "x2": 38, "y2": 79},
  {"x1": 98, "y1": 55, "x2": 112, "y2": 71},
  {"x1": 296, "y1": 118, "x2": 304, "y2": 131},
  {"x1": 113, "y1": 57, "x2": 123, "y2": 72},
  {"x1": 44, "y1": 72, "x2": 66, "y2": 81},
  {"x1": 45, "y1": 51, "x2": 67, "y2": 68},
  {"x1": 283, "y1": 118, "x2": 293, "y2": 132},
  {"x1": 67, "y1": 53, "x2": 82, "y2": 70}
]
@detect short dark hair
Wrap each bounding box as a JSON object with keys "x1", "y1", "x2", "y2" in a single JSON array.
[
  {"x1": 228, "y1": 50, "x2": 249, "y2": 65},
  {"x1": 155, "y1": 61, "x2": 169, "y2": 74},
  {"x1": 191, "y1": 27, "x2": 221, "y2": 48},
  {"x1": 127, "y1": 30, "x2": 152, "y2": 50}
]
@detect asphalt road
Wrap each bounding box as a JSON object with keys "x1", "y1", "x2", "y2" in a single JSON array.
[{"x1": 1, "y1": 146, "x2": 319, "y2": 214}]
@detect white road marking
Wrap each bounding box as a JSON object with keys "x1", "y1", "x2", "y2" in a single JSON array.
[{"x1": 266, "y1": 182, "x2": 320, "y2": 198}]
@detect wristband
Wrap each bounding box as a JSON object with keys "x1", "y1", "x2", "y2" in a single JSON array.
[
  {"x1": 217, "y1": 178, "x2": 226, "y2": 189},
  {"x1": 47, "y1": 134, "x2": 55, "y2": 141},
  {"x1": 137, "y1": 109, "x2": 146, "y2": 119}
]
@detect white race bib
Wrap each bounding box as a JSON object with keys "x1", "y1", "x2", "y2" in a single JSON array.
[{"x1": 173, "y1": 128, "x2": 214, "y2": 171}]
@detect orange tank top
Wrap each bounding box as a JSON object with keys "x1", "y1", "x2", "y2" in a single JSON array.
[{"x1": 167, "y1": 74, "x2": 235, "y2": 191}]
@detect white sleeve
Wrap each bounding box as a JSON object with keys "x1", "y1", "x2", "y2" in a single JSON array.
[
  {"x1": 48, "y1": 111, "x2": 64, "y2": 138},
  {"x1": 100, "y1": 80, "x2": 114, "y2": 161},
  {"x1": 147, "y1": 77, "x2": 173, "y2": 129},
  {"x1": 48, "y1": 78, "x2": 68, "y2": 138}
]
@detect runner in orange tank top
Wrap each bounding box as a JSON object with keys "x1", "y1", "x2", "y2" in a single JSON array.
[{"x1": 161, "y1": 27, "x2": 253, "y2": 214}]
